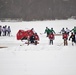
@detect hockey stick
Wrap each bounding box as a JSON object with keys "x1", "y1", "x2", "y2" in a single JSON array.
[
  {"x1": 40, "y1": 33, "x2": 45, "y2": 35},
  {"x1": 57, "y1": 42, "x2": 63, "y2": 46},
  {"x1": 20, "y1": 40, "x2": 30, "y2": 46},
  {"x1": 20, "y1": 43, "x2": 25, "y2": 46}
]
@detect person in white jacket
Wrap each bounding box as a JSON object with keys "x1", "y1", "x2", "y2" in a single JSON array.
[{"x1": 65, "y1": 27, "x2": 70, "y2": 35}]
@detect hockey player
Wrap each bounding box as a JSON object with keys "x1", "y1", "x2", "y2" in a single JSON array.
[
  {"x1": 34, "y1": 33, "x2": 39, "y2": 45},
  {"x1": 27, "y1": 33, "x2": 39, "y2": 45},
  {"x1": 60, "y1": 28, "x2": 65, "y2": 34},
  {"x1": 48, "y1": 32, "x2": 55, "y2": 45},
  {"x1": 70, "y1": 26, "x2": 76, "y2": 34},
  {"x1": 29, "y1": 34, "x2": 35, "y2": 44},
  {"x1": 31, "y1": 28, "x2": 35, "y2": 33},
  {"x1": 69, "y1": 32, "x2": 76, "y2": 45},
  {"x1": 50, "y1": 28, "x2": 55, "y2": 34},
  {"x1": 65, "y1": 27, "x2": 70, "y2": 35},
  {"x1": 44, "y1": 27, "x2": 51, "y2": 37},
  {"x1": 44, "y1": 27, "x2": 55, "y2": 37},
  {"x1": 62, "y1": 31, "x2": 68, "y2": 46}
]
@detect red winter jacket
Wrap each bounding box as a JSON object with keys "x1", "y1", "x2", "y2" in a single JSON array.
[
  {"x1": 48, "y1": 33, "x2": 54, "y2": 40},
  {"x1": 63, "y1": 33, "x2": 68, "y2": 39}
]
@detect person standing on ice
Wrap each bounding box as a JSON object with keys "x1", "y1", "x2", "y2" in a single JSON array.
[
  {"x1": 44, "y1": 27, "x2": 51, "y2": 37},
  {"x1": 65, "y1": 27, "x2": 70, "y2": 35},
  {"x1": 62, "y1": 31, "x2": 68, "y2": 46},
  {"x1": 4, "y1": 25, "x2": 7, "y2": 36},
  {"x1": 50, "y1": 28, "x2": 55, "y2": 34},
  {"x1": 0, "y1": 25, "x2": 2, "y2": 36},
  {"x1": 7, "y1": 26, "x2": 11, "y2": 36},
  {"x1": 48, "y1": 32, "x2": 55, "y2": 45},
  {"x1": 44, "y1": 27, "x2": 55, "y2": 37},
  {"x1": 60, "y1": 28, "x2": 65, "y2": 34},
  {"x1": 69, "y1": 32, "x2": 76, "y2": 45},
  {"x1": 31, "y1": 28, "x2": 36, "y2": 33},
  {"x1": 2, "y1": 26, "x2": 5, "y2": 36},
  {"x1": 70, "y1": 26, "x2": 76, "y2": 35}
]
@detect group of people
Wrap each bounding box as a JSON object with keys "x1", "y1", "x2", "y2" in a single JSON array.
[
  {"x1": 25, "y1": 28, "x2": 39, "y2": 45},
  {"x1": 44, "y1": 26, "x2": 76, "y2": 46},
  {"x1": 0, "y1": 25, "x2": 76, "y2": 46},
  {"x1": 44, "y1": 27, "x2": 55, "y2": 45},
  {"x1": 27, "y1": 32, "x2": 39, "y2": 45},
  {"x1": 0, "y1": 25, "x2": 11, "y2": 36}
]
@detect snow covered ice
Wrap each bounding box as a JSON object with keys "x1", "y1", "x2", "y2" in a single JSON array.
[{"x1": 0, "y1": 19, "x2": 76, "y2": 75}]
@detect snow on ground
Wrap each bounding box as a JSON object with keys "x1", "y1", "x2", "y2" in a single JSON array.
[{"x1": 0, "y1": 19, "x2": 76, "y2": 75}]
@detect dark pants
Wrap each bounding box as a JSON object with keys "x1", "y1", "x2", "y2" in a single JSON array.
[
  {"x1": 49, "y1": 39, "x2": 53, "y2": 45},
  {"x1": 5, "y1": 31, "x2": 7, "y2": 36},
  {"x1": 64, "y1": 39, "x2": 68, "y2": 46},
  {"x1": 74, "y1": 32, "x2": 76, "y2": 35},
  {"x1": 0, "y1": 31, "x2": 1, "y2": 36},
  {"x1": 47, "y1": 33, "x2": 49, "y2": 37},
  {"x1": 30, "y1": 40, "x2": 34, "y2": 43}
]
